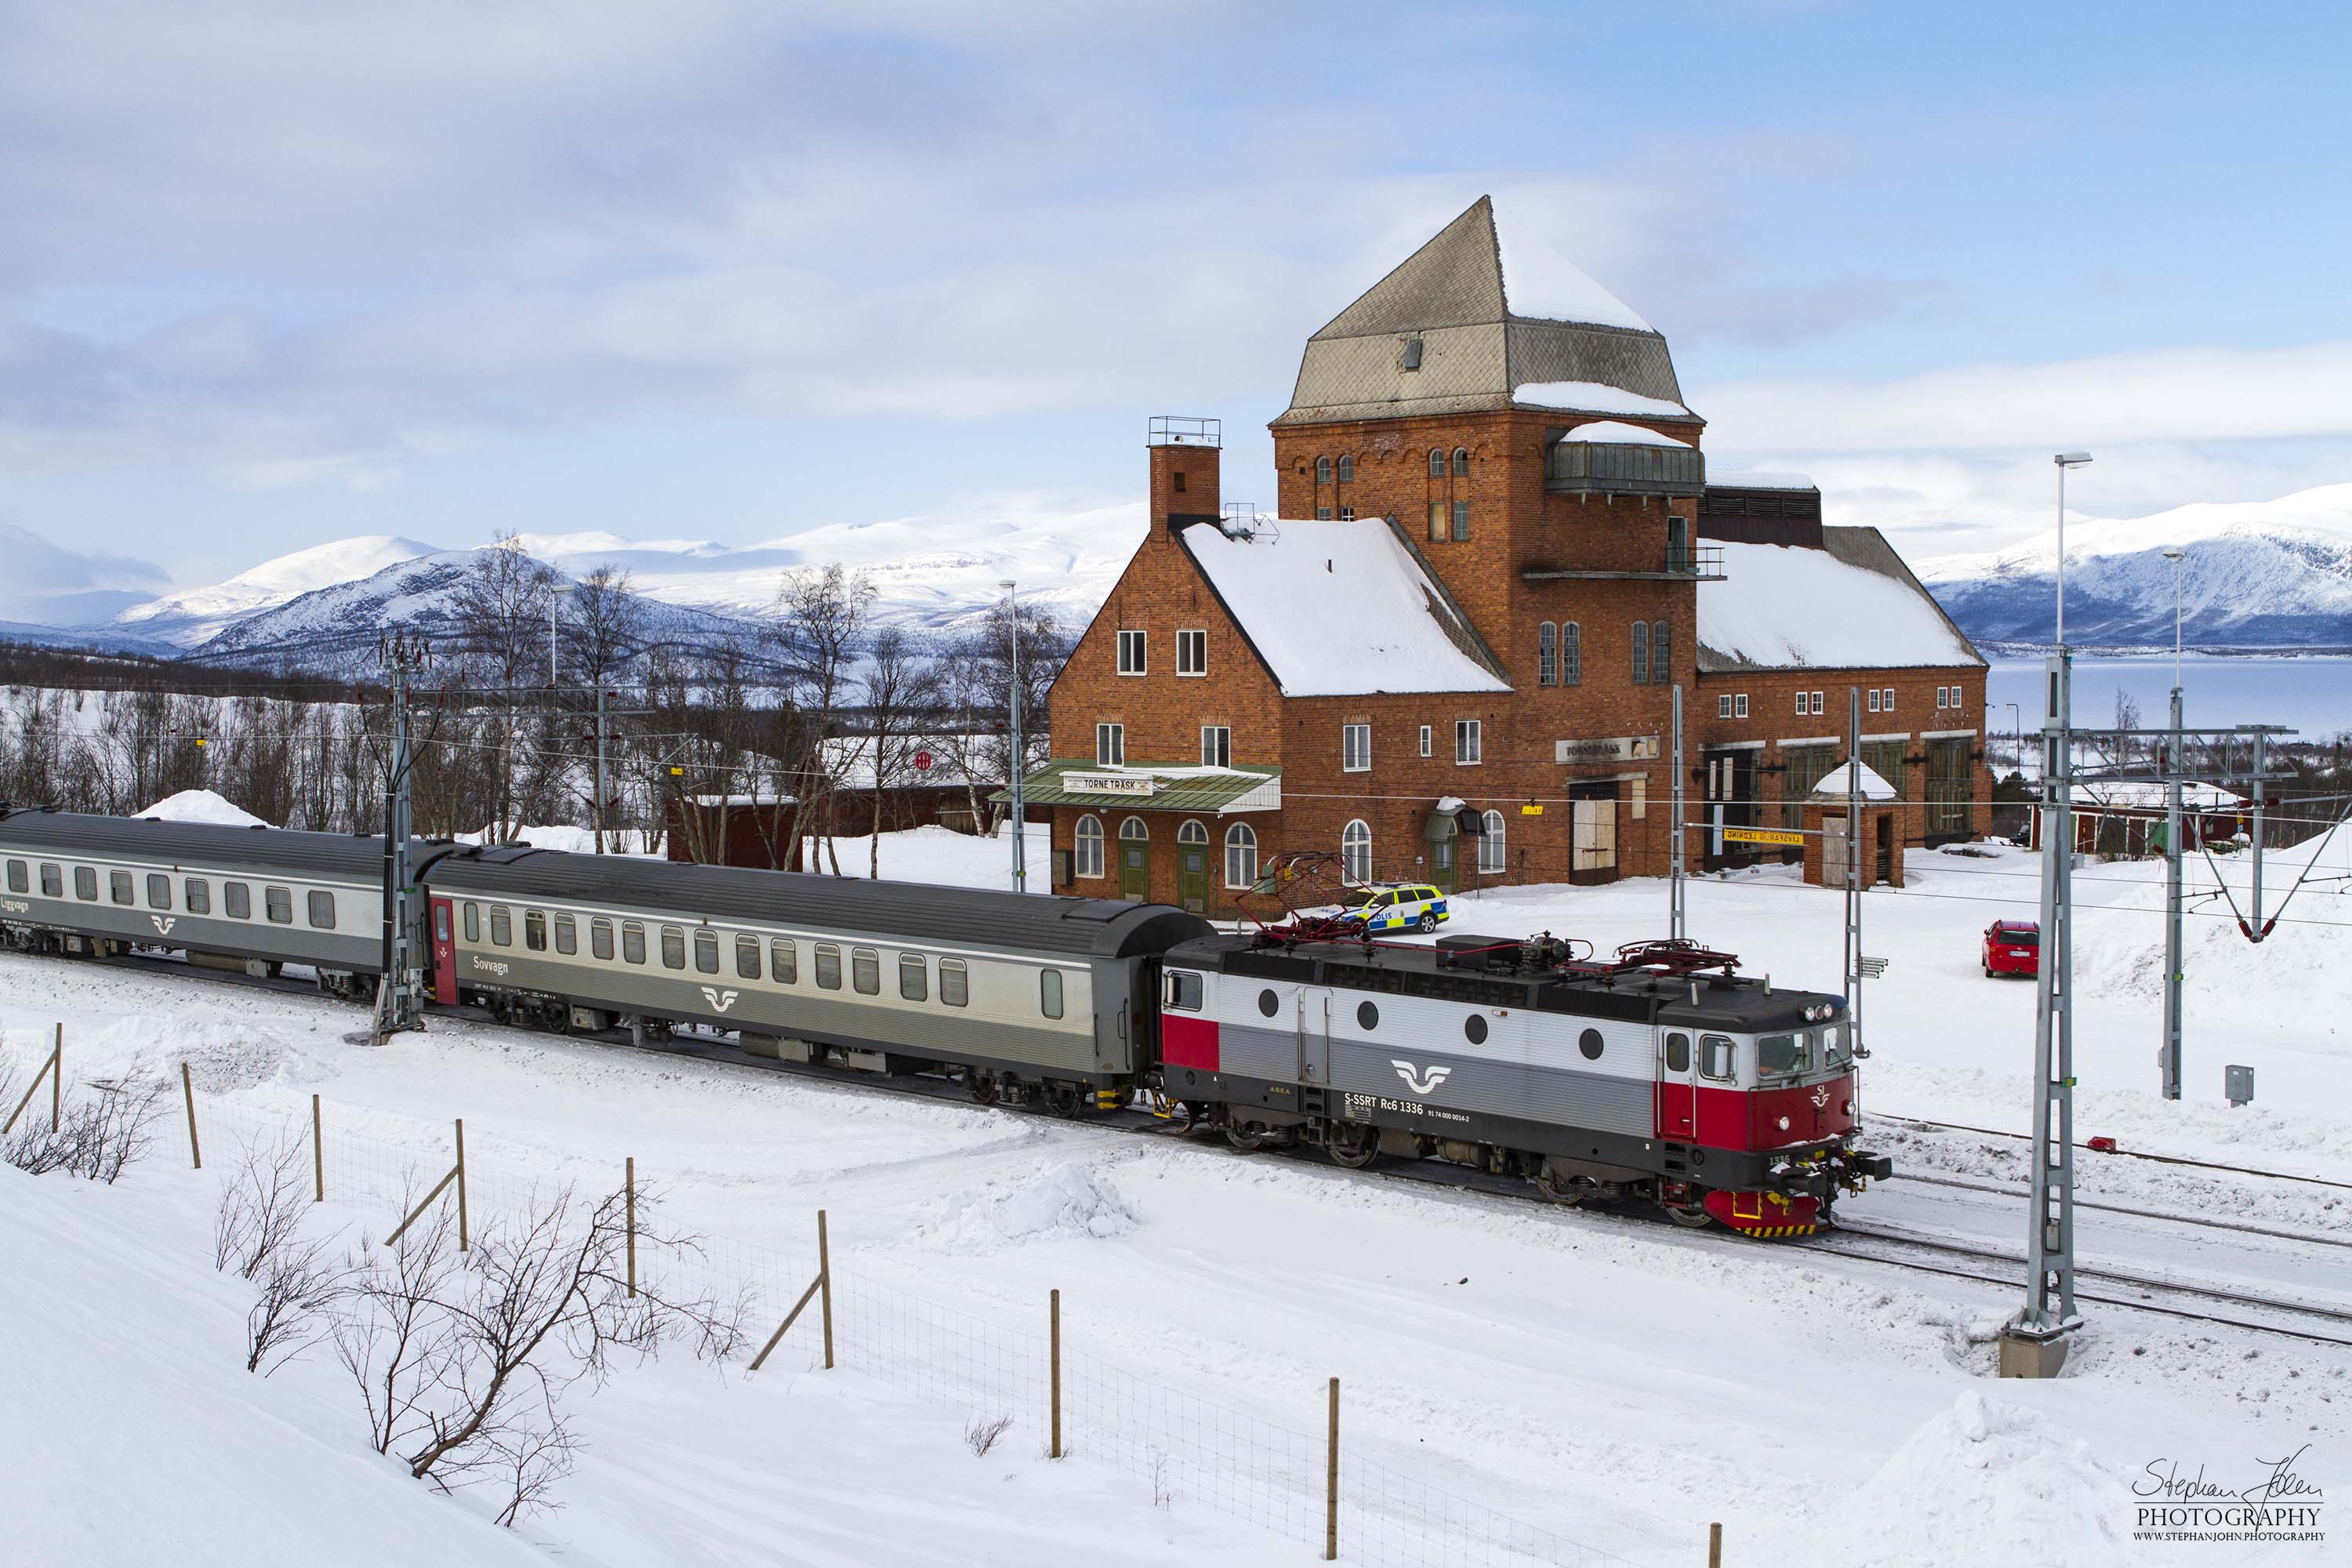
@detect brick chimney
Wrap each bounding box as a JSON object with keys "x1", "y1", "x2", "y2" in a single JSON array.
[{"x1": 1148, "y1": 416, "x2": 1221, "y2": 535}]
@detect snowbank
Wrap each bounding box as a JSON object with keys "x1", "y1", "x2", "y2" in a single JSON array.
[
  {"x1": 461, "y1": 824, "x2": 660, "y2": 856},
  {"x1": 136, "y1": 788, "x2": 270, "y2": 827}
]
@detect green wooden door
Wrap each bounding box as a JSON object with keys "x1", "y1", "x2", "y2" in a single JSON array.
[
  {"x1": 1177, "y1": 847, "x2": 1208, "y2": 913},
  {"x1": 1120, "y1": 840, "x2": 1149, "y2": 902},
  {"x1": 1429, "y1": 838, "x2": 1456, "y2": 895}
]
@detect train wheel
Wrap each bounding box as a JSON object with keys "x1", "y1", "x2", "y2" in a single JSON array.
[
  {"x1": 1324, "y1": 1121, "x2": 1378, "y2": 1169},
  {"x1": 967, "y1": 1071, "x2": 997, "y2": 1105},
  {"x1": 1665, "y1": 1202, "x2": 1713, "y2": 1229},
  {"x1": 1534, "y1": 1163, "x2": 1584, "y2": 1206},
  {"x1": 1048, "y1": 1081, "x2": 1084, "y2": 1119},
  {"x1": 1224, "y1": 1119, "x2": 1267, "y2": 1152}
]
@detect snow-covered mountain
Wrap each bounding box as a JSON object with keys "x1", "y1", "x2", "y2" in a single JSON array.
[
  {"x1": 111, "y1": 535, "x2": 441, "y2": 648},
  {"x1": 1918, "y1": 483, "x2": 2352, "y2": 650}
]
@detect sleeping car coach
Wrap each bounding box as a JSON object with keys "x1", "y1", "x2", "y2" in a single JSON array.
[{"x1": 0, "y1": 806, "x2": 1889, "y2": 1236}]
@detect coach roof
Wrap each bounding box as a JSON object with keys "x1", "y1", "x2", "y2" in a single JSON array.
[
  {"x1": 430, "y1": 845, "x2": 1213, "y2": 960},
  {"x1": 0, "y1": 807, "x2": 414, "y2": 880}
]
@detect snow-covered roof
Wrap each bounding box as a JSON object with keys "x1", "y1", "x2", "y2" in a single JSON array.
[
  {"x1": 1179, "y1": 521, "x2": 1508, "y2": 697},
  {"x1": 1512, "y1": 380, "x2": 1693, "y2": 419},
  {"x1": 1813, "y1": 761, "x2": 1898, "y2": 801},
  {"x1": 137, "y1": 789, "x2": 270, "y2": 828},
  {"x1": 1698, "y1": 532, "x2": 1982, "y2": 672},
  {"x1": 1489, "y1": 198, "x2": 1653, "y2": 332},
  {"x1": 1554, "y1": 420, "x2": 1693, "y2": 448},
  {"x1": 2075, "y1": 780, "x2": 2246, "y2": 811},
  {"x1": 1708, "y1": 470, "x2": 1817, "y2": 491}
]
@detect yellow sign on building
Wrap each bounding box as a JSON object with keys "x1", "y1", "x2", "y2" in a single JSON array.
[{"x1": 1722, "y1": 826, "x2": 1806, "y2": 848}]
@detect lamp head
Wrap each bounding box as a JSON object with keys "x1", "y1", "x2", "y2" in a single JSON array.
[
  {"x1": 2054, "y1": 451, "x2": 2092, "y2": 467},
  {"x1": 2161, "y1": 547, "x2": 2185, "y2": 562}
]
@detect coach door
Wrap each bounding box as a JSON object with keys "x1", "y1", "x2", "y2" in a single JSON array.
[
  {"x1": 1657, "y1": 1029, "x2": 1697, "y2": 1139},
  {"x1": 429, "y1": 897, "x2": 458, "y2": 1005}
]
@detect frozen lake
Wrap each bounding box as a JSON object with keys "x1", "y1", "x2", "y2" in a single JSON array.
[{"x1": 1985, "y1": 652, "x2": 2352, "y2": 742}]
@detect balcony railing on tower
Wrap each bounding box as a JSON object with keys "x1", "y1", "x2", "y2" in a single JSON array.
[{"x1": 1149, "y1": 415, "x2": 1221, "y2": 448}]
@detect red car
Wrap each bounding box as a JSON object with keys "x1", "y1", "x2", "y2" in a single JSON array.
[{"x1": 1983, "y1": 920, "x2": 2039, "y2": 978}]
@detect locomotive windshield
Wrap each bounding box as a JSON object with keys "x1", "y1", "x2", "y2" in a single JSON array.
[
  {"x1": 1824, "y1": 1022, "x2": 1853, "y2": 1069},
  {"x1": 1756, "y1": 1032, "x2": 1813, "y2": 1077}
]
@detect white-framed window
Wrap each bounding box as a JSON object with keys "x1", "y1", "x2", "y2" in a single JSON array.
[
  {"x1": 1095, "y1": 723, "x2": 1124, "y2": 765},
  {"x1": 1537, "y1": 622, "x2": 1558, "y2": 686},
  {"x1": 1561, "y1": 621, "x2": 1581, "y2": 685},
  {"x1": 1811, "y1": 691, "x2": 1824, "y2": 715},
  {"x1": 1337, "y1": 455, "x2": 1354, "y2": 483},
  {"x1": 1074, "y1": 815, "x2": 1105, "y2": 878},
  {"x1": 1316, "y1": 506, "x2": 1334, "y2": 520},
  {"x1": 1718, "y1": 694, "x2": 1733, "y2": 719},
  {"x1": 1427, "y1": 447, "x2": 1445, "y2": 477},
  {"x1": 1795, "y1": 690, "x2": 1810, "y2": 716},
  {"x1": 1177, "y1": 629, "x2": 1207, "y2": 676},
  {"x1": 1452, "y1": 447, "x2": 1469, "y2": 477},
  {"x1": 1316, "y1": 456, "x2": 1333, "y2": 484},
  {"x1": 1201, "y1": 725, "x2": 1230, "y2": 768},
  {"x1": 1338, "y1": 506, "x2": 1356, "y2": 521},
  {"x1": 1479, "y1": 810, "x2": 1505, "y2": 873},
  {"x1": 1455, "y1": 719, "x2": 1482, "y2": 765},
  {"x1": 1116, "y1": 630, "x2": 1146, "y2": 675},
  {"x1": 1342, "y1": 723, "x2": 1371, "y2": 772},
  {"x1": 1734, "y1": 693, "x2": 1748, "y2": 718},
  {"x1": 1178, "y1": 818, "x2": 1208, "y2": 845},
  {"x1": 1418, "y1": 724, "x2": 1432, "y2": 757},
  {"x1": 1340, "y1": 819, "x2": 1372, "y2": 883},
  {"x1": 1451, "y1": 500, "x2": 1469, "y2": 541},
  {"x1": 1867, "y1": 689, "x2": 1882, "y2": 713},
  {"x1": 1224, "y1": 822, "x2": 1258, "y2": 889},
  {"x1": 1882, "y1": 688, "x2": 1896, "y2": 711}
]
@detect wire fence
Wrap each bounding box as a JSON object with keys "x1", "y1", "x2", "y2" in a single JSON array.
[{"x1": 164, "y1": 1085, "x2": 1648, "y2": 1568}]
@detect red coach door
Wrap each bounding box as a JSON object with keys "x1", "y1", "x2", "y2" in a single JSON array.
[
  {"x1": 430, "y1": 898, "x2": 458, "y2": 1005},
  {"x1": 1657, "y1": 1029, "x2": 1697, "y2": 1139}
]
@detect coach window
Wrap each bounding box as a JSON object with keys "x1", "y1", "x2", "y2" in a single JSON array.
[
  {"x1": 622, "y1": 922, "x2": 646, "y2": 964},
  {"x1": 266, "y1": 886, "x2": 293, "y2": 925},
  {"x1": 40, "y1": 864, "x2": 61, "y2": 897},
  {"x1": 308, "y1": 891, "x2": 336, "y2": 930},
  {"x1": 183, "y1": 879, "x2": 210, "y2": 915},
  {"x1": 940, "y1": 957, "x2": 969, "y2": 1007},
  {"x1": 110, "y1": 870, "x2": 134, "y2": 906},
  {"x1": 1664, "y1": 1032, "x2": 1690, "y2": 1073},
  {"x1": 815, "y1": 943, "x2": 842, "y2": 989},
  {"x1": 660, "y1": 926, "x2": 686, "y2": 969},
  {"x1": 225, "y1": 882, "x2": 250, "y2": 920},
  {"x1": 146, "y1": 873, "x2": 171, "y2": 909},
  {"x1": 462, "y1": 902, "x2": 479, "y2": 941},
  {"x1": 591, "y1": 918, "x2": 614, "y2": 960},
  {"x1": 898, "y1": 953, "x2": 927, "y2": 1002},
  {"x1": 490, "y1": 906, "x2": 512, "y2": 946},
  {"x1": 693, "y1": 931, "x2": 720, "y2": 974},
  {"x1": 1164, "y1": 971, "x2": 1202, "y2": 1011},
  {"x1": 1039, "y1": 967, "x2": 1064, "y2": 1019},
  {"x1": 524, "y1": 910, "x2": 547, "y2": 950},
  {"x1": 554, "y1": 915, "x2": 578, "y2": 956},
  {"x1": 74, "y1": 866, "x2": 96, "y2": 901},
  {"x1": 1700, "y1": 1033, "x2": 1736, "y2": 1082},
  {"x1": 1579, "y1": 1028, "x2": 1604, "y2": 1061},
  {"x1": 770, "y1": 938, "x2": 797, "y2": 985},
  {"x1": 735, "y1": 935, "x2": 760, "y2": 980},
  {"x1": 4, "y1": 861, "x2": 23, "y2": 894},
  {"x1": 851, "y1": 947, "x2": 880, "y2": 994}
]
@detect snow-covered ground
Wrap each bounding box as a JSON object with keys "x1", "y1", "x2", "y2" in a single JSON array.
[{"x1": 4, "y1": 824, "x2": 2347, "y2": 1566}]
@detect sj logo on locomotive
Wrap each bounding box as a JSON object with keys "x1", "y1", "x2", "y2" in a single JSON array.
[
  {"x1": 700, "y1": 987, "x2": 740, "y2": 1013},
  {"x1": 1391, "y1": 1059, "x2": 1453, "y2": 1096}
]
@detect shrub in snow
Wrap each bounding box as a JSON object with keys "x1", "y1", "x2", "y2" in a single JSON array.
[
  {"x1": 2, "y1": 1050, "x2": 171, "y2": 1185},
  {"x1": 214, "y1": 1133, "x2": 351, "y2": 1374},
  {"x1": 964, "y1": 1413, "x2": 1013, "y2": 1457}
]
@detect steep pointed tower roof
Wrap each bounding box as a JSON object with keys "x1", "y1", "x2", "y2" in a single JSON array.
[{"x1": 1274, "y1": 195, "x2": 1693, "y2": 427}]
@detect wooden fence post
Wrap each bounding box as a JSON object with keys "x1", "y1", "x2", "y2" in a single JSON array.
[
  {"x1": 1049, "y1": 1288, "x2": 1062, "y2": 1459},
  {"x1": 5, "y1": 1035, "x2": 61, "y2": 1138},
  {"x1": 625, "y1": 1156, "x2": 637, "y2": 1298},
  {"x1": 311, "y1": 1094, "x2": 323, "y2": 1201},
  {"x1": 50, "y1": 1022, "x2": 60, "y2": 1132},
  {"x1": 454, "y1": 1118, "x2": 468, "y2": 1252},
  {"x1": 181, "y1": 1062, "x2": 201, "y2": 1169},
  {"x1": 1709, "y1": 1522, "x2": 1723, "y2": 1568},
  {"x1": 817, "y1": 1208, "x2": 833, "y2": 1370},
  {"x1": 1325, "y1": 1377, "x2": 1339, "y2": 1562}
]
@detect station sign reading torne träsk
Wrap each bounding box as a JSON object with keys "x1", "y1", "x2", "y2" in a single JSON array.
[
  {"x1": 1063, "y1": 771, "x2": 1160, "y2": 797},
  {"x1": 1554, "y1": 735, "x2": 1661, "y2": 764}
]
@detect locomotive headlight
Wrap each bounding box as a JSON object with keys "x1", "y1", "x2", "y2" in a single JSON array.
[
  {"x1": 1842, "y1": 1100, "x2": 1853, "y2": 1115},
  {"x1": 1777, "y1": 1115, "x2": 1791, "y2": 1131}
]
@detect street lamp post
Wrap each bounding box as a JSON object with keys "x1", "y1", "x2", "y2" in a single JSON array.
[
  {"x1": 1002, "y1": 579, "x2": 1026, "y2": 894},
  {"x1": 2003, "y1": 702, "x2": 2022, "y2": 772},
  {"x1": 2160, "y1": 546, "x2": 2187, "y2": 1100}
]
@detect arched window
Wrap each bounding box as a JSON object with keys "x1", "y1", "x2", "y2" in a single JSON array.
[
  {"x1": 1561, "y1": 621, "x2": 1582, "y2": 686},
  {"x1": 1340, "y1": 819, "x2": 1372, "y2": 884},
  {"x1": 1336, "y1": 455, "x2": 1354, "y2": 483},
  {"x1": 1479, "y1": 810, "x2": 1505, "y2": 873},
  {"x1": 1315, "y1": 456, "x2": 1333, "y2": 484},
  {"x1": 1451, "y1": 447, "x2": 1470, "y2": 477},
  {"x1": 1178, "y1": 818, "x2": 1208, "y2": 844},
  {"x1": 1120, "y1": 815, "x2": 1150, "y2": 842},
  {"x1": 1427, "y1": 448, "x2": 1446, "y2": 477},
  {"x1": 1074, "y1": 815, "x2": 1105, "y2": 878},
  {"x1": 1537, "y1": 622, "x2": 1558, "y2": 687},
  {"x1": 1224, "y1": 823, "x2": 1258, "y2": 889},
  {"x1": 1650, "y1": 619, "x2": 1671, "y2": 684},
  {"x1": 1631, "y1": 621, "x2": 1650, "y2": 685}
]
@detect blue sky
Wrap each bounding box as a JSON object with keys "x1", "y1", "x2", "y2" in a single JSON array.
[{"x1": 1, "y1": 0, "x2": 2347, "y2": 619}]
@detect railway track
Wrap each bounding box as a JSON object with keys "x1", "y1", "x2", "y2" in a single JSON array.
[
  {"x1": 1873, "y1": 1110, "x2": 2352, "y2": 1192},
  {"x1": 66, "y1": 946, "x2": 2352, "y2": 1349}
]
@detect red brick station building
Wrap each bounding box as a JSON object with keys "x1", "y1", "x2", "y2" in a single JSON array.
[{"x1": 1022, "y1": 198, "x2": 1991, "y2": 916}]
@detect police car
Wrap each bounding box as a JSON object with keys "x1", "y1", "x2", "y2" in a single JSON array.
[{"x1": 1305, "y1": 881, "x2": 1450, "y2": 935}]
